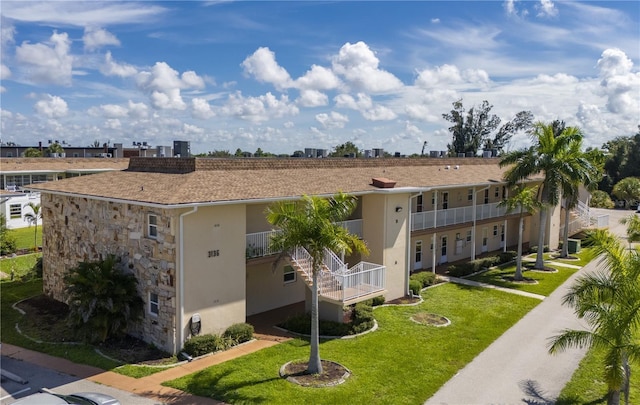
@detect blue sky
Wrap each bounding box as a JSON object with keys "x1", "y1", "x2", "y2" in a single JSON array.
[{"x1": 1, "y1": 1, "x2": 638, "y2": 155}]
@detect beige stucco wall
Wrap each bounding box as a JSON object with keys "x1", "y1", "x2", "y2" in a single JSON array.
[
  {"x1": 362, "y1": 193, "x2": 408, "y2": 300},
  {"x1": 245, "y1": 203, "x2": 271, "y2": 233},
  {"x1": 40, "y1": 193, "x2": 178, "y2": 353},
  {"x1": 245, "y1": 261, "x2": 306, "y2": 316},
  {"x1": 180, "y1": 205, "x2": 246, "y2": 344}
]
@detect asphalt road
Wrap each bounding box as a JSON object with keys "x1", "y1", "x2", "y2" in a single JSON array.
[
  {"x1": 0, "y1": 356, "x2": 160, "y2": 405},
  {"x1": 426, "y1": 208, "x2": 634, "y2": 404}
]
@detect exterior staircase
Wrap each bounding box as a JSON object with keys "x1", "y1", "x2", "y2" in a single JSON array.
[
  {"x1": 287, "y1": 245, "x2": 386, "y2": 305},
  {"x1": 560, "y1": 199, "x2": 609, "y2": 237}
]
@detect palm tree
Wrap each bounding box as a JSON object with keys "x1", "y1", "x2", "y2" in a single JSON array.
[
  {"x1": 500, "y1": 122, "x2": 591, "y2": 270},
  {"x1": 266, "y1": 193, "x2": 368, "y2": 374},
  {"x1": 548, "y1": 229, "x2": 640, "y2": 405},
  {"x1": 23, "y1": 202, "x2": 42, "y2": 251},
  {"x1": 620, "y1": 214, "x2": 640, "y2": 249},
  {"x1": 498, "y1": 184, "x2": 541, "y2": 281},
  {"x1": 65, "y1": 255, "x2": 144, "y2": 343}
]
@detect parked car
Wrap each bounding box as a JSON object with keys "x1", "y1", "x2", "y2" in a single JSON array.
[{"x1": 10, "y1": 391, "x2": 120, "y2": 405}]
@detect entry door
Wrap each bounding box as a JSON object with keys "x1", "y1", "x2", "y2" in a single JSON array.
[
  {"x1": 414, "y1": 240, "x2": 423, "y2": 270},
  {"x1": 440, "y1": 236, "x2": 448, "y2": 264},
  {"x1": 500, "y1": 225, "x2": 505, "y2": 248},
  {"x1": 482, "y1": 228, "x2": 488, "y2": 252},
  {"x1": 442, "y1": 192, "x2": 449, "y2": 210}
]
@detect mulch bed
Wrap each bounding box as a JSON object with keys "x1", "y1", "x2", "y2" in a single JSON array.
[
  {"x1": 410, "y1": 312, "x2": 450, "y2": 326},
  {"x1": 280, "y1": 360, "x2": 350, "y2": 387},
  {"x1": 387, "y1": 295, "x2": 421, "y2": 305}
]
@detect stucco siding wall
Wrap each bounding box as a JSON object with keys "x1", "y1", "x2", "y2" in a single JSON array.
[
  {"x1": 245, "y1": 261, "x2": 306, "y2": 316},
  {"x1": 181, "y1": 205, "x2": 246, "y2": 341},
  {"x1": 41, "y1": 193, "x2": 178, "y2": 352}
]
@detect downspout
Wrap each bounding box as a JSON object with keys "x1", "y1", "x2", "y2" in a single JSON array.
[
  {"x1": 432, "y1": 190, "x2": 438, "y2": 273},
  {"x1": 406, "y1": 194, "x2": 415, "y2": 296},
  {"x1": 178, "y1": 206, "x2": 198, "y2": 354}
]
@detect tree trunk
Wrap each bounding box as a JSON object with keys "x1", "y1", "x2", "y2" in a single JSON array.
[
  {"x1": 535, "y1": 207, "x2": 547, "y2": 269},
  {"x1": 514, "y1": 215, "x2": 524, "y2": 281},
  {"x1": 307, "y1": 261, "x2": 323, "y2": 375},
  {"x1": 608, "y1": 389, "x2": 621, "y2": 405},
  {"x1": 560, "y1": 200, "x2": 570, "y2": 258},
  {"x1": 623, "y1": 356, "x2": 630, "y2": 405}
]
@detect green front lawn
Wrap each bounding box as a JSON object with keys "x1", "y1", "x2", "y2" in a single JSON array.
[
  {"x1": 9, "y1": 225, "x2": 43, "y2": 251},
  {"x1": 165, "y1": 284, "x2": 540, "y2": 404},
  {"x1": 0, "y1": 253, "x2": 41, "y2": 282}
]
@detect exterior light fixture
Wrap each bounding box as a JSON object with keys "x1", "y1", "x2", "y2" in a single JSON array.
[{"x1": 395, "y1": 206, "x2": 403, "y2": 213}]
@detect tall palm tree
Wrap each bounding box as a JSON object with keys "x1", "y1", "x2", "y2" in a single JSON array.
[
  {"x1": 548, "y1": 229, "x2": 640, "y2": 405},
  {"x1": 498, "y1": 184, "x2": 541, "y2": 281},
  {"x1": 23, "y1": 202, "x2": 42, "y2": 251},
  {"x1": 500, "y1": 122, "x2": 591, "y2": 270},
  {"x1": 266, "y1": 193, "x2": 368, "y2": 375}
]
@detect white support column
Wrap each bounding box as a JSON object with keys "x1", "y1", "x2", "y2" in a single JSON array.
[
  {"x1": 432, "y1": 190, "x2": 438, "y2": 273},
  {"x1": 471, "y1": 186, "x2": 477, "y2": 260},
  {"x1": 503, "y1": 219, "x2": 508, "y2": 252},
  {"x1": 431, "y1": 233, "x2": 437, "y2": 273}
]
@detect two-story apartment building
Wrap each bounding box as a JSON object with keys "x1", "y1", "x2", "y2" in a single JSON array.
[{"x1": 29, "y1": 157, "x2": 557, "y2": 355}]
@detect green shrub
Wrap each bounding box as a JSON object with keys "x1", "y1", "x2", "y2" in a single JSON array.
[
  {"x1": 0, "y1": 232, "x2": 17, "y2": 256},
  {"x1": 223, "y1": 323, "x2": 254, "y2": 344},
  {"x1": 351, "y1": 302, "x2": 375, "y2": 334},
  {"x1": 411, "y1": 271, "x2": 436, "y2": 288},
  {"x1": 448, "y1": 256, "x2": 499, "y2": 277},
  {"x1": 183, "y1": 333, "x2": 233, "y2": 357},
  {"x1": 409, "y1": 279, "x2": 422, "y2": 295},
  {"x1": 498, "y1": 251, "x2": 517, "y2": 264},
  {"x1": 530, "y1": 245, "x2": 549, "y2": 253},
  {"x1": 371, "y1": 295, "x2": 386, "y2": 306},
  {"x1": 279, "y1": 301, "x2": 376, "y2": 336}
]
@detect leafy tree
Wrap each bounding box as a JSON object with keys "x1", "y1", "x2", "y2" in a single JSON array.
[
  {"x1": 46, "y1": 142, "x2": 65, "y2": 155},
  {"x1": 0, "y1": 213, "x2": 17, "y2": 255},
  {"x1": 234, "y1": 148, "x2": 243, "y2": 157},
  {"x1": 65, "y1": 255, "x2": 144, "y2": 343},
  {"x1": 266, "y1": 193, "x2": 368, "y2": 374},
  {"x1": 254, "y1": 148, "x2": 264, "y2": 157},
  {"x1": 205, "y1": 150, "x2": 232, "y2": 157},
  {"x1": 549, "y1": 229, "x2": 640, "y2": 405},
  {"x1": 443, "y1": 99, "x2": 533, "y2": 156},
  {"x1": 590, "y1": 190, "x2": 615, "y2": 209},
  {"x1": 500, "y1": 122, "x2": 592, "y2": 270},
  {"x1": 330, "y1": 142, "x2": 360, "y2": 158},
  {"x1": 23, "y1": 148, "x2": 43, "y2": 157},
  {"x1": 23, "y1": 202, "x2": 42, "y2": 251},
  {"x1": 600, "y1": 128, "x2": 640, "y2": 194},
  {"x1": 498, "y1": 185, "x2": 541, "y2": 280},
  {"x1": 90, "y1": 140, "x2": 101, "y2": 148},
  {"x1": 620, "y1": 214, "x2": 640, "y2": 249},
  {"x1": 612, "y1": 177, "x2": 640, "y2": 209}
]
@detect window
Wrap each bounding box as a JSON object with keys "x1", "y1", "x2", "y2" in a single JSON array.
[
  {"x1": 456, "y1": 232, "x2": 461, "y2": 241},
  {"x1": 493, "y1": 225, "x2": 498, "y2": 236},
  {"x1": 495, "y1": 187, "x2": 499, "y2": 198},
  {"x1": 468, "y1": 189, "x2": 473, "y2": 201},
  {"x1": 416, "y1": 195, "x2": 423, "y2": 212},
  {"x1": 431, "y1": 192, "x2": 436, "y2": 205},
  {"x1": 484, "y1": 189, "x2": 489, "y2": 204},
  {"x1": 149, "y1": 292, "x2": 159, "y2": 316},
  {"x1": 148, "y1": 214, "x2": 158, "y2": 239},
  {"x1": 284, "y1": 265, "x2": 296, "y2": 283},
  {"x1": 466, "y1": 230, "x2": 472, "y2": 242},
  {"x1": 9, "y1": 204, "x2": 21, "y2": 219}
]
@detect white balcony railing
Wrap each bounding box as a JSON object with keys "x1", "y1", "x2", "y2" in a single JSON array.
[
  {"x1": 246, "y1": 219, "x2": 363, "y2": 259},
  {"x1": 411, "y1": 202, "x2": 510, "y2": 231}
]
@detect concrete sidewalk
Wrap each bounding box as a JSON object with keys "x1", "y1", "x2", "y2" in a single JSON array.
[
  {"x1": 1, "y1": 339, "x2": 281, "y2": 405},
  {"x1": 426, "y1": 258, "x2": 598, "y2": 404}
]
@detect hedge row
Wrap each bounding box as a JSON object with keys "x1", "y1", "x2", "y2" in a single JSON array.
[
  {"x1": 279, "y1": 300, "x2": 376, "y2": 337},
  {"x1": 447, "y1": 251, "x2": 517, "y2": 277},
  {"x1": 183, "y1": 323, "x2": 254, "y2": 357}
]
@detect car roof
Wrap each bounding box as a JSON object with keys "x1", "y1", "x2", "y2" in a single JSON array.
[{"x1": 10, "y1": 393, "x2": 70, "y2": 405}]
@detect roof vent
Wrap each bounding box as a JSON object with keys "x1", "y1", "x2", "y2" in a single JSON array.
[
  {"x1": 454, "y1": 165, "x2": 459, "y2": 170},
  {"x1": 445, "y1": 165, "x2": 450, "y2": 170},
  {"x1": 372, "y1": 177, "x2": 397, "y2": 188}
]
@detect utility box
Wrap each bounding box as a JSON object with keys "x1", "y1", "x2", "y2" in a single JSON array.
[{"x1": 567, "y1": 238, "x2": 581, "y2": 254}]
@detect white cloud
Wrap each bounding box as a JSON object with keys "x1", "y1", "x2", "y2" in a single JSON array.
[
  {"x1": 192, "y1": 97, "x2": 216, "y2": 119},
  {"x1": 361, "y1": 105, "x2": 397, "y2": 121},
  {"x1": 315, "y1": 111, "x2": 349, "y2": 129},
  {"x1": 529, "y1": 73, "x2": 578, "y2": 85},
  {"x1": 596, "y1": 48, "x2": 640, "y2": 115},
  {"x1": 283, "y1": 121, "x2": 294, "y2": 129},
  {"x1": 183, "y1": 123, "x2": 204, "y2": 135},
  {"x1": 404, "y1": 104, "x2": 439, "y2": 122},
  {"x1": 334, "y1": 93, "x2": 397, "y2": 121},
  {"x1": 15, "y1": 30, "x2": 73, "y2": 86},
  {"x1": 331, "y1": 41, "x2": 403, "y2": 93},
  {"x1": 1, "y1": 64, "x2": 11, "y2": 80},
  {"x1": 127, "y1": 100, "x2": 148, "y2": 119},
  {"x1": 220, "y1": 91, "x2": 299, "y2": 122},
  {"x1": 295, "y1": 65, "x2": 340, "y2": 90},
  {"x1": 136, "y1": 62, "x2": 206, "y2": 110},
  {"x1": 101, "y1": 104, "x2": 128, "y2": 118},
  {"x1": 241, "y1": 47, "x2": 293, "y2": 90},
  {"x1": 431, "y1": 18, "x2": 440, "y2": 24},
  {"x1": 297, "y1": 89, "x2": 329, "y2": 107},
  {"x1": 104, "y1": 118, "x2": 121, "y2": 130},
  {"x1": 100, "y1": 51, "x2": 138, "y2": 77},
  {"x1": 34, "y1": 94, "x2": 68, "y2": 118},
  {"x1": 83, "y1": 27, "x2": 120, "y2": 51},
  {"x1": 415, "y1": 64, "x2": 490, "y2": 88},
  {"x1": 536, "y1": 0, "x2": 558, "y2": 18}
]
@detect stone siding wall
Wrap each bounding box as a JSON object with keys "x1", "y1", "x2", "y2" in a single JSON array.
[{"x1": 41, "y1": 193, "x2": 178, "y2": 352}]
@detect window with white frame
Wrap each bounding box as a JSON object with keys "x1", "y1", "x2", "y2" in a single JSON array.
[
  {"x1": 284, "y1": 265, "x2": 296, "y2": 283},
  {"x1": 493, "y1": 225, "x2": 498, "y2": 236},
  {"x1": 149, "y1": 292, "x2": 159, "y2": 316},
  {"x1": 9, "y1": 204, "x2": 21, "y2": 219},
  {"x1": 468, "y1": 189, "x2": 473, "y2": 201},
  {"x1": 495, "y1": 187, "x2": 499, "y2": 198},
  {"x1": 148, "y1": 214, "x2": 158, "y2": 239},
  {"x1": 466, "y1": 230, "x2": 472, "y2": 242}
]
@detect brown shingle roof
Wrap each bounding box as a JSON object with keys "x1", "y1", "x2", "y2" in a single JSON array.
[
  {"x1": 26, "y1": 157, "x2": 520, "y2": 206},
  {"x1": 0, "y1": 158, "x2": 129, "y2": 173}
]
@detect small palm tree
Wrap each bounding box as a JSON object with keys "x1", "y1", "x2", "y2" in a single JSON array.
[
  {"x1": 548, "y1": 229, "x2": 640, "y2": 405},
  {"x1": 23, "y1": 202, "x2": 42, "y2": 252},
  {"x1": 620, "y1": 214, "x2": 640, "y2": 249},
  {"x1": 65, "y1": 255, "x2": 144, "y2": 343},
  {"x1": 498, "y1": 184, "x2": 541, "y2": 281},
  {"x1": 266, "y1": 193, "x2": 369, "y2": 375}
]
